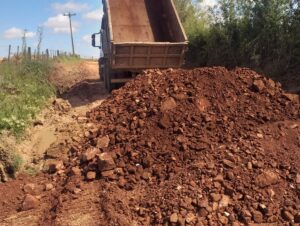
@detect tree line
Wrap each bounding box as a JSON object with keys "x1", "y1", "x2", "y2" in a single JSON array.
[{"x1": 174, "y1": 0, "x2": 300, "y2": 76}]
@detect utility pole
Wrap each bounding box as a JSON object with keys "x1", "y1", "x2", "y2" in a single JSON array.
[{"x1": 64, "y1": 12, "x2": 76, "y2": 55}]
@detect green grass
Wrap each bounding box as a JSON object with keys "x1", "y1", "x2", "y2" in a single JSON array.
[
  {"x1": 54, "y1": 55, "x2": 82, "y2": 65},
  {"x1": 0, "y1": 60, "x2": 55, "y2": 136}
]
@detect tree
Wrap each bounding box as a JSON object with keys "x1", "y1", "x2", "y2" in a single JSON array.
[
  {"x1": 174, "y1": 0, "x2": 300, "y2": 75},
  {"x1": 173, "y1": 0, "x2": 208, "y2": 37}
]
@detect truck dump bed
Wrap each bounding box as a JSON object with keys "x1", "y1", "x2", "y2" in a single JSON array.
[
  {"x1": 109, "y1": 0, "x2": 155, "y2": 42},
  {"x1": 104, "y1": 0, "x2": 188, "y2": 70}
]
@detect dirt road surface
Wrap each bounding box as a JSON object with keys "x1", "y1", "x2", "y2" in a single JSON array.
[{"x1": 0, "y1": 60, "x2": 108, "y2": 225}]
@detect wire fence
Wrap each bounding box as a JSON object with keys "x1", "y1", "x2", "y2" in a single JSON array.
[{"x1": 0, "y1": 45, "x2": 73, "y2": 62}]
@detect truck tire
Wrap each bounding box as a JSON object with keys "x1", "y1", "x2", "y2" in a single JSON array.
[
  {"x1": 99, "y1": 58, "x2": 104, "y2": 82},
  {"x1": 103, "y1": 64, "x2": 112, "y2": 92},
  {"x1": 106, "y1": 69, "x2": 112, "y2": 92}
]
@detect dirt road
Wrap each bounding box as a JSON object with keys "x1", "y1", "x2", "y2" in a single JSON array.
[{"x1": 0, "y1": 60, "x2": 108, "y2": 225}]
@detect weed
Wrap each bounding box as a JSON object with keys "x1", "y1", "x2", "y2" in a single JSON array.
[
  {"x1": 24, "y1": 165, "x2": 39, "y2": 176},
  {"x1": 55, "y1": 55, "x2": 81, "y2": 65},
  {"x1": 11, "y1": 153, "x2": 23, "y2": 174},
  {"x1": 0, "y1": 60, "x2": 55, "y2": 136}
]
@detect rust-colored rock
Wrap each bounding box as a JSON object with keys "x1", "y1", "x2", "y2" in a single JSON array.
[
  {"x1": 81, "y1": 147, "x2": 99, "y2": 162},
  {"x1": 22, "y1": 194, "x2": 40, "y2": 211},
  {"x1": 98, "y1": 152, "x2": 116, "y2": 172},
  {"x1": 97, "y1": 135, "x2": 110, "y2": 148},
  {"x1": 160, "y1": 97, "x2": 177, "y2": 112},
  {"x1": 86, "y1": 171, "x2": 96, "y2": 180},
  {"x1": 170, "y1": 213, "x2": 178, "y2": 223},
  {"x1": 23, "y1": 183, "x2": 35, "y2": 195},
  {"x1": 252, "y1": 80, "x2": 265, "y2": 92},
  {"x1": 196, "y1": 97, "x2": 210, "y2": 112},
  {"x1": 256, "y1": 170, "x2": 279, "y2": 188}
]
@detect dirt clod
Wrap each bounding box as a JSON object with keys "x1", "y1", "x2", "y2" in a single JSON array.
[
  {"x1": 282, "y1": 210, "x2": 294, "y2": 221},
  {"x1": 22, "y1": 194, "x2": 40, "y2": 211},
  {"x1": 98, "y1": 152, "x2": 116, "y2": 172},
  {"x1": 170, "y1": 213, "x2": 178, "y2": 223},
  {"x1": 45, "y1": 183, "x2": 54, "y2": 191},
  {"x1": 252, "y1": 80, "x2": 265, "y2": 92},
  {"x1": 23, "y1": 183, "x2": 36, "y2": 194},
  {"x1": 86, "y1": 171, "x2": 96, "y2": 180},
  {"x1": 256, "y1": 170, "x2": 279, "y2": 188},
  {"x1": 81, "y1": 147, "x2": 99, "y2": 162},
  {"x1": 161, "y1": 97, "x2": 177, "y2": 112},
  {"x1": 97, "y1": 136, "x2": 110, "y2": 148}
]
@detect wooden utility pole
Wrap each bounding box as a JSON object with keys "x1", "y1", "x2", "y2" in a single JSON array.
[{"x1": 63, "y1": 12, "x2": 76, "y2": 55}]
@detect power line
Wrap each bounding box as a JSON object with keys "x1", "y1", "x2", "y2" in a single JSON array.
[{"x1": 63, "y1": 12, "x2": 76, "y2": 55}]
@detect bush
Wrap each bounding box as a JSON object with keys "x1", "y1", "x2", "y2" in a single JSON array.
[{"x1": 175, "y1": 0, "x2": 300, "y2": 76}]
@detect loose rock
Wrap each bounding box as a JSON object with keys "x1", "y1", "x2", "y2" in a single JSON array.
[
  {"x1": 256, "y1": 170, "x2": 279, "y2": 188},
  {"x1": 86, "y1": 171, "x2": 96, "y2": 180},
  {"x1": 170, "y1": 213, "x2": 178, "y2": 223},
  {"x1": 22, "y1": 194, "x2": 40, "y2": 211},
  {"x1": 98, "y1": 152, "x2": 116, "y2": 172},
  {"x1": 97, "y1": 136, "x2": 110, "y2": 148}
]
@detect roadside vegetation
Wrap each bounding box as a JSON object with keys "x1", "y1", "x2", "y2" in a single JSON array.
[
  {"x1": 54, "y1": 55, "x2": 82, "y2": 65},
  {"x1": 0, "y1": 60, "x2": 55, "y2": 136},
  {"x1": 174, "y1": 0, "x2": 300, "y2": 76}
]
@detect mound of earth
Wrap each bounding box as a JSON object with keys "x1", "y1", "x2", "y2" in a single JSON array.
[{"x1": 61, "y1": 67, "x2": 300, "y2": 225}]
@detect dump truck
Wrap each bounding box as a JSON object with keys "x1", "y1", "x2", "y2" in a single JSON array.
[{"x1": 92, "y1": 0, "x2": 188, "y2": 91}]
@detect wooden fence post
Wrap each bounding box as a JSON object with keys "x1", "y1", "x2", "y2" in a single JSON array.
[
  {"x1": 8, "y1": 45, "x2": 11, "y2": 62},
  {"x1": 17, "y1": 46, "x2": 19, "y2": 58},
  {"x1": 46, "y1": 49, "x2": 49, "y2": 59},
  {"x1": 28, "y1": 47, "x2": 31, "y2": 61}
]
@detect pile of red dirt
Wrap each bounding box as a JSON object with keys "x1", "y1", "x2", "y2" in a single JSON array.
[{"x1": 64, "y1": 67, "x2": 300, "y2": 225}]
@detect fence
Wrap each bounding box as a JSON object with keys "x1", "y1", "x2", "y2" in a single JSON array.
[{"x1": 1, "y1": 45, "x2": 73, "y2": 62}]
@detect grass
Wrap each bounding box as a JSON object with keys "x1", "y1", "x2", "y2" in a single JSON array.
[
  {"x1": 54, "y1": 55, "x2": 82, "y2": 65},
  {"x1": 0, "y1": 60, "x2": 55, "y2": 136}
]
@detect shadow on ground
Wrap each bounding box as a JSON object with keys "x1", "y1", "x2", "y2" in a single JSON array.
[{"x1": 60, "y1": 79, "x2": 108, "y2": 108}]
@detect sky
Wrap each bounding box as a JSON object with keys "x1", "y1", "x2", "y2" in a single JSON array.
[
  {"x1": 0, "y1": 0, "x2": 103, "y2": 58},
  {"x1": 0, "y1": 0, "x2": 217, "y2": 59}
]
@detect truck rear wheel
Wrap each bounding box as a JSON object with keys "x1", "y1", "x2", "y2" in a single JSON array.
[
  {"x1": 99, "y1": 58, "x2": 104, "y2": 82},
  {"x1": 104, "y1": 65, "x2": 112, "y2": 92}
]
